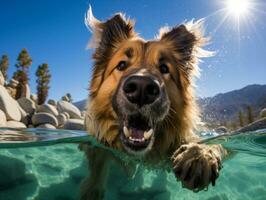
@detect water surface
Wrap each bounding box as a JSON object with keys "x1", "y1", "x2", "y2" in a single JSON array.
[{"x1": 0, "y1": 128, "x2": 265, "y2": 200}]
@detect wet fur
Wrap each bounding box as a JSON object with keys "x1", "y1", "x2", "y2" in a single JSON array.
[
  {"x1": 85, "y1": 14, "x2": 207, "y2": 155},
  {"x1": 82, "y1": 8, "x2": 226, "y2": 200}
]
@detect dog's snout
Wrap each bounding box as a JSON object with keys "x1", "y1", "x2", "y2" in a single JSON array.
[{"x1": 123, "y1": 76, "x2": 160, "y2": 107}]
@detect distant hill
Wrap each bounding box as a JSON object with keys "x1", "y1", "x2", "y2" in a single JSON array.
[
  {"x1": 74, "y1": 84, "x2": 266, "y2": 124},
  {"x1": 199, "y1": 84, "x2": 266, "y2": 124},
  {"x1": 74, "y1": 99, "x2": 87, "y2": 111}
]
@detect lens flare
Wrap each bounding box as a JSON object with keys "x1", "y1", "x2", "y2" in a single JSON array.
[{"x1": 226, "y1": 0, "x2": 251, "y2": 18}]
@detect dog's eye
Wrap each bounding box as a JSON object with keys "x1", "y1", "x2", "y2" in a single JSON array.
[
  {"x1": 159, "y1": 64, "x2": 169, "y2": 74},
  {"x1": 116, "y1": 61, "x2": 127, "y2": 71}
]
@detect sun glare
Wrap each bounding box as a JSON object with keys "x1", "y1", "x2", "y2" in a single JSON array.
[{"x1": 226, "y1": 0, "x2": 251, "y2": 17}]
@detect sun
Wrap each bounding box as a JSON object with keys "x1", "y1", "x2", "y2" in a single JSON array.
[{"x1": 226, "y1": 0, "x2": 251, "y2": 18}]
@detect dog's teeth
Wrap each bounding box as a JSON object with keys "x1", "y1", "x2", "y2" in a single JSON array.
[
  {"x1": 123, "y1": 126, "x2": 130, "y2": 138},
  {"x1": 144, "y1": 129, "x2": 153, "y2": 140},
  {"x1": 128, "y1": 137, "x2": 142, "y2": 142},
  {"x1": 129, "y1": 136, "x2": 137, "y2": 142}
]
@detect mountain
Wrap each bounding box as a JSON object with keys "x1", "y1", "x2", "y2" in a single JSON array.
[
  {"x1": 74, "y1": 84, "x2": 266, "y2": 124},
  {"x1": 74, "y1": 99, "x2": 87, "y2": 111},
  {"x1": 199, "y1": 84, "x2": 266, "y2": 124}
]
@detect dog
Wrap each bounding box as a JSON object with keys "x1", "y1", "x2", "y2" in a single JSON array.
[{"x1": 81, "y1": 7, "x2": 227, "y2": 200}]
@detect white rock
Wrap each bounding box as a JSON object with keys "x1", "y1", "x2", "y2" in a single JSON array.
[
  {"x1": 0, "y1": 109, "x2": 6, "y2": 127},
  {"x1": 6, "y1": 121, "x2": 26, "y2": 128},
  {"x1": 0, "y1": 85, "x2": 21, "y2": 121},
  {"x1": 48, "y1": 99, "x2": 57, "y2": 106},
  {"x1": 0, "y1": 72, "x2": 4, "y2": 86},
  {"x1": 81, "y1": 111, "x2": 86, "y2": 117},
  {"x1": 57, "y1": 113, "x2": 67, "y2": 127},
  {"x1": 21, "y1": 115, "x2": 30, "y2": 126},
  {"x1": 36, "y1": 104, "x2": 59, "y2": 116},
  {"x1": 17, "y1": 97, "x2": 36, "y2": 115},
  {"x1": 62, "y1": 112, "x2": 70, "y2": 119},
  {"x1": 17, "y1": 105, "x2": 27, "y2": 118},
  {"x1": 215, "y1": 126, "x2": 228, "y2": 133},
  {"x1": 63, "y1": 119, "x2": 84, "y2": 130},
  {"x1": 37, "y1": 123, "x2": 56, "y2": 129},
  {"x1": 9, "y1": 79, "x2": 18, "y2": 88},
  {"x1": 17, "y1": 104, "x2": 29, "y2": 125},
  {"x1": 30, "y1": 94, "x2": 37, "y2": 103},
  {"x1": 57, "y1": 101, "x2": 81, "y2": 119},
  {"x1": 260, "y1": 108, "x2": 266, "y2": 118},
  {"x1": 32, "y1": 112, "x2": 58, "y2": 127},
  {"x1": 15, "y1": 83, "x2": 31, "y2": 99},
  {"x1": 24, "y1": 84, "x2": 31, "y2": 99}
]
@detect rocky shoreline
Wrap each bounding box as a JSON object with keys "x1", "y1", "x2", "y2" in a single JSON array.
[
  {"x1": 234, "y1": 117, "x2": 266, "y2": 133},
  {"x1": 0, "y1": 72, "x2": 85, "y2": 131}
]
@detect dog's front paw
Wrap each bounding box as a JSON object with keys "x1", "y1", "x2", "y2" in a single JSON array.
[{"x1": 172, "y1": 143, "x2": 222, "y2": 191}]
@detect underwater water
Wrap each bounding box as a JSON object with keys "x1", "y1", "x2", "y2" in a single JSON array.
[{"x1": 0, "y1": 128, "x2": 265, "y2": 200}]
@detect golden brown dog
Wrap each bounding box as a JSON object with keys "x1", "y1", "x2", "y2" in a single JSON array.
[{"x1": 81, "y1": 7, "x2": 227, "y2": 200}]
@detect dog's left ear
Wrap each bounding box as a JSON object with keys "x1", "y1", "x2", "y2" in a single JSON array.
[{"x1": 159, "y1": 20, "x2": 212, "y2": 66}]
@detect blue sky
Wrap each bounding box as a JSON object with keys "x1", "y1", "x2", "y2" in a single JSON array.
[{"x1": 0, "y1": 0, "x2": 266, "y2": 102}]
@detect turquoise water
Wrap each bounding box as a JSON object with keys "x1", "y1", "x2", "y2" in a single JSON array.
[{"x1": 0, "y1": 128, "x2": 266, "y2": 200}]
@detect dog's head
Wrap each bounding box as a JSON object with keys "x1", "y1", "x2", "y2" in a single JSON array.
[{"x1": 85, "y1": 8, "x2": 212, "y2": 156}]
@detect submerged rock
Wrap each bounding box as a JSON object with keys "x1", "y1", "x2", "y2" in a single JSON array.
[
  {"x1": 36, "y1": 163, "x2": 87, "y2": 200},
  {"x1": 0, "y1": 155, "x2": 26, "y2": 189},
  {"x1": 17, "y1": 97, "x2": 36, "y2": 115},
  {"x1": 57, "y1": 100, "x2": 82, "y2": 119},
  {"x1": 36, "y1": 104, "x2": 59, "y2": 116},
  {"x1": 32, "y1": 112, "x2": 58, "y2": 127},
  {"x1": 0, "y1": 155, "x2": 38, "y2": 199},
  {"x1": 0, "y1": 85, "x2": 21, "y2": 121},
  {"x1": 63, "y1": 119, "x2": 84, "y2": 130}
]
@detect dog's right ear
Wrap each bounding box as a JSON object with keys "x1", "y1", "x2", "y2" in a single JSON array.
[
  {"x1": 85, "y1": 6, "x2": 136, "y2": 54},
  {"x1": 85, "y1": 6, "x2": 136, "y2": 98}
]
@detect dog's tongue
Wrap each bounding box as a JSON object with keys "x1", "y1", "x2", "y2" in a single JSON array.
[{"x1": 131, "y1": 128, "x2": 144, "y2": 139}]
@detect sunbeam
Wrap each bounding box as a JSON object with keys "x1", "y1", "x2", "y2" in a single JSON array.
[
  {"x1": 203, "y1": 0, "x2": 264, "y2": 38},
  {"x1": 226, "y1": 0, "x2": 251, "y2": 18}
]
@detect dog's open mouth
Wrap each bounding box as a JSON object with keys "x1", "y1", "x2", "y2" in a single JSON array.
[{"x1": 120, "y1": 113, "x2": 154, "y2": 153}]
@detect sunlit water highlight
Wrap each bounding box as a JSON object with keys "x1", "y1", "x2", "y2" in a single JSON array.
[{"x1": 0, "y1": 128, "x2": 265, "y2": 200}]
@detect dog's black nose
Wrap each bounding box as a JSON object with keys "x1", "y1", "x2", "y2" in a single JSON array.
[{"x1": 123, "y1": 76, "x2": 160, "y2": 107}]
